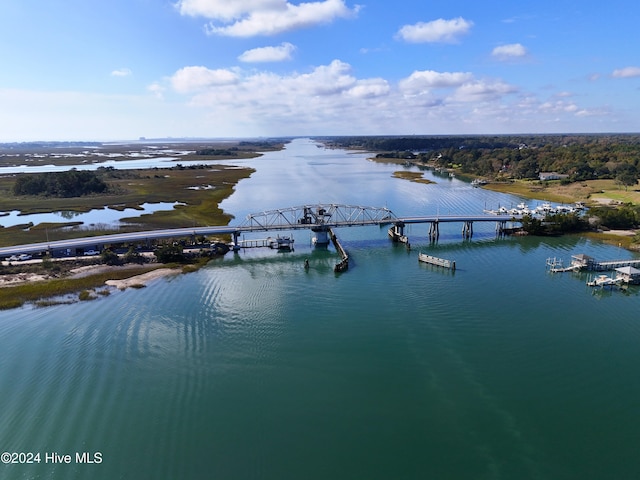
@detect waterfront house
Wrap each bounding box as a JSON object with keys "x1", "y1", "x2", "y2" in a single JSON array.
[{"x1": 539, "y1": 172, "x2": 569, "y2": 181}]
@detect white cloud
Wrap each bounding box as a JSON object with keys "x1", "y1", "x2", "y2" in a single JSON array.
[
  {"x1": 612, "y1": 66, "x2": 640, "y2": 78},
  {"x1": 539, "y1": 100, "x2": 580, "y2": 114},
  {"x1": 111, "y1": 68, "x2": 132, "y2": 77},
  {"x1": 399, "y1": 70, "x2": 474, "y2": 95},
  {"x1": 239, "y1": 42, "x2": 296, "y2": 62},
  {"x1": 396, "y1": 17, "x2": 473, "y2": 44},
  {"x1": 7, "y1": 59, "x2": 621, "y2": 141},
  {"x1": 162, "y1": 63, "x2": 528, "y2": 135},
  {"x1": 178, "y1": 0, "x2": 358, "y2": 37},
  {"x1": 176, "y1": 0, "x2": 283, "y2": 21},
  {"x1": 345, "y1": 78, "x2": 390, "y2": 98},
  {"x1": 451, "y1": 80, "x2": 518, "y2": 103},
  {"x1": 491, "y1": 43, "x2": 528, "y2": 59},
  {"x1": 284, "y1": 59, "x2": 356, "y2": 95},
  {"x1": 147, "y1": 83, "x2": 165, "y2": 99},
  {"x1": 170, "y1": 66, "x2": 238, "y2": 93}
]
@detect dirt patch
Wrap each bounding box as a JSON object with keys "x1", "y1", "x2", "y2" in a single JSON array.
[{"x1": 0, "y1": 273, "x2": 52, "y2": 286}]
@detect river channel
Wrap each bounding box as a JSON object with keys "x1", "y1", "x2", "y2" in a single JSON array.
[{"x1": 1, "y1": 138, "x2": 639, "y2": 480}]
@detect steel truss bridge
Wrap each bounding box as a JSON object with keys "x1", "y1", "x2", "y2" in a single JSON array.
[
  {"x1": 0, "y1": 203, "x2": 523, "y2": 257},
  {"x1": 240, "y1": 204, "x2": 397, "y2": 230}
]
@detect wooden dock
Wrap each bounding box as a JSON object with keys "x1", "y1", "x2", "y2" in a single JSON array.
[
  {"x1": 569, "y1": 254, "x2": 640, "y2": 272},
  {"x1": 418, "y1": 252, "x2": 456, "y2": 270},
  {"x1": 234, "y1": 235, "x2": 294, "y2": 250},
  {"x1": 329, "y1": 228, "x2": 349, "y2": 272}
]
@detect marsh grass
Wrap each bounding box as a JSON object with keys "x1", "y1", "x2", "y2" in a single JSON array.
[
  {"x1": 0, "y1": 165, "x2": 254, "y2": 246},
  {"x1": 0, "y1": 265, "x2": 162, "y2": 310},
  {"x1": 78, "y1": 290, "x2": 95, "y2": 301},
  {"x1": 392, "y1": 171, "x2": 435, "y2": 184},
  {"x1": 583, "y1": 232, "x2": 638, "y2": 250}
]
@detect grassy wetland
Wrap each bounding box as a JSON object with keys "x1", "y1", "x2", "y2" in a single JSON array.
[
  {"x1": 0, "y1": 140, "x2": 281, "y2": 307},
  {"x1": 0, "y1": 141, "x2": 284, "y2": 247}
]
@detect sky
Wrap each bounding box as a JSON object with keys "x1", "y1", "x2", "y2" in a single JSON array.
[{"x1": 1, "y1": 0, "x2": 639, "y2": 141}]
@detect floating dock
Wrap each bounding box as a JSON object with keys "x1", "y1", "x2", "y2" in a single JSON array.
[
  {"x1": 418, "y1": 252, "x2": 456, "y2": 270},
  {"x1": 545, "y1": 257, "x2": 579, "y2": 273},
  {"x1": 234, "y1": 235, "x2": 294, "y2": 250}
]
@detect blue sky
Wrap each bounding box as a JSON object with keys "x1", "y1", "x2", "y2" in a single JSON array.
[{"x1": 1, "y1": 0, "x2": 639, "y2": 141}]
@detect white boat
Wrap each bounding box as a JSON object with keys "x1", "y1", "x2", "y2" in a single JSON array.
[
  {"x1": 586, "y1": 274, "x2": 622, "y2": 287},
  {"x1": 268, "y1": 235, "x2": 294, "y2": 250},
  {"x1": 555, "y1": 205, "x2": 575, "y2": 213}
]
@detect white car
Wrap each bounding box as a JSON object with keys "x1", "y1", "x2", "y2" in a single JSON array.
[
  {"x1": 83, "y1": 249, "x2": 100, "y2": 256},
  {"x1": 7, "y1": 254, "x2": 32, "y2": 261}
]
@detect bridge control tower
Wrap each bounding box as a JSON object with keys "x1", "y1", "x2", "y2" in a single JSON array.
[{"x1": 300, "y1": 206, "x2": 333, "y2": 245}]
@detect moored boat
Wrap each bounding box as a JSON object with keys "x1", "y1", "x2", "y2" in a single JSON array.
[{"x1": 268, "y1": 235, "x2": 294, "y2": 250}]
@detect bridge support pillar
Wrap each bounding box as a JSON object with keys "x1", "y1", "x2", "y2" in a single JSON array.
[
  {"x1": 429, "y1": 221, "x2": 440, "y2": 240},
  {"x1": 232, "y1": 231, "x2": 241, "y2": 251},
  {"x1": 312, "y1": 227, "x2": 330, "y2": 245},
  {"x1": 388, "y1": 222, "x2": 406, "y2": 242},
  {"x1": 462, "y1": 221, "x2": 473, "y2": 238}
]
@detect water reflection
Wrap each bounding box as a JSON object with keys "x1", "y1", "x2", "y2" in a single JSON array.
[
  {"x1": 0, "y1": 202, "x2": 184, "y2": 229},
  {"x1": 219, "y1": 138, "x2": 532, "y2": 222}
]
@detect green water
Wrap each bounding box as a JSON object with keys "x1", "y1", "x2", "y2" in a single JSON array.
[{"x1": 1, "y1": 139, "x2": 640, "y2": 479}]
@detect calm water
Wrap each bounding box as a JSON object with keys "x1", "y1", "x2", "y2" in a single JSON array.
[
  {"x1": 0, "y1": 202, "x2": 184, "y2": 229},
  {"x1": 1, "y1": 139, "x2": 640, "y2": 480}
]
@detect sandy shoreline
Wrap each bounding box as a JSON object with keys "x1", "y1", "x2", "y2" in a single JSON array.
[
  {"x1": 105, "y1": 268, "x2": 179, "y2": 289},
  {"x1": 0, "y1": 263, "x2": 180, "y2": 288}
]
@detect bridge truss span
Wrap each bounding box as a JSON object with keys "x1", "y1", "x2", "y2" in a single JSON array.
[{"x1": 240, "y1": 204, "x2": 398, "y2": 232}]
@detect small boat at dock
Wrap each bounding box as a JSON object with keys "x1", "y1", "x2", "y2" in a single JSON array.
[{"x1": 586, "y1": 274, "x2": 622, "y2": 288}]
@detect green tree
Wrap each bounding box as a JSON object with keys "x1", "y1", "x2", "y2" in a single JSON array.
[
  {"x1": 124, "y1": 247, "x2": 146, "y2": 264},
  {"x1": 101, "y1": 249, "x2": 121, "y2": 266},
  {"x1": 520, "y1": 215, "x2": 545, "y2": 235},
  {"x1": 615, "y1": 165, "x2": 638, "y2": 190},
  {"x1": 154, "y1": 244, "x2": 185, "y2": 263}
]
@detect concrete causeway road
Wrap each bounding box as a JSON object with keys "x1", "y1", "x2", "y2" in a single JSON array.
[{"x1": 0, "y1": 225, "x2": 240, "y2": 258}]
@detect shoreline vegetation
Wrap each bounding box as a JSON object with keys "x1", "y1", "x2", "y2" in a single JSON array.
[
  {"x1": 0, "y1": 140, "x2": 284, "y2": 309},
  {"x1": 391, "y1": 171, "x2": 435, "y2": 184},
  {"x1": 2, "y1": 135, "x2": 640, "y2": 309}
]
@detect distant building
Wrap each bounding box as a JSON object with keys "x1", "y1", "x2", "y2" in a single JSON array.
[{"x1": 539, "y1": 172, "x2": 569, "y2": 181}]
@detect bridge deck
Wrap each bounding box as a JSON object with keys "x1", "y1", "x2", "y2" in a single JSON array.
[{"x1": 0, "y1": 204, "x2": 523, "y2": 257}]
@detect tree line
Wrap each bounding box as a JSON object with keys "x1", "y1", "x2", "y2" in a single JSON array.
[
  {"x1": 13, "y1": 170, "x2": 108, "y2": 197},
  {"x1": 324, "y1": 134, "x2": 640, "y2": 186}
]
